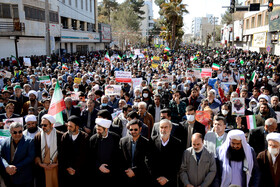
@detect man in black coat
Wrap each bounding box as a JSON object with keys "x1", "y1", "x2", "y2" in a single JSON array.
[
  {"x1": 150, "y1": 119, "x2": 184, "y2": 187},
  {"x1": 147, "y1": 94, "x2": 164, "y2": 123},
  {"x1": 119, "y1": 119, "x2": 152, "y2": 187},
  {"x1": 248, "y1": 118, "x2": 278, "y2": 155},
  {"x1": 88, "y1": 110, "x2": 121, "y2": 187},
  {"x1": 60, "y1": 115, "x2": 89, "y2": 187},
  {"x1": 180, "y1": 105, "x2": 206, "y2": 149}
]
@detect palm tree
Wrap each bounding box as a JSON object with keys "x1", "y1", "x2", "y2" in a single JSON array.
[{"x1": 160, "y1": 0, "x2": 188, "y2": 49}]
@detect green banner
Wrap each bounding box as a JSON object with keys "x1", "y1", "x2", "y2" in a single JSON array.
[{"x1": 269, "y1": 7, "x2": 280, "y2": 32}]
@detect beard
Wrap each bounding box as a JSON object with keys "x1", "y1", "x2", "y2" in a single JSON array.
[
  {"x1": 28, "y1": 126, "x2": 38, "y2": 133},
  {"x1": 226, "y1": 146, "x2": 245, "y2": 161}
]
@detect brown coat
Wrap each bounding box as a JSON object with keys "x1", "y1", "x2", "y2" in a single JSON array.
[
  {"x1": 34, "y1": 130, "x2": 63, "y2": 187},
  {"x1": 138, "y1": 111, "x2": 154, "y2": 139},
  {"x1": 257, "y1": 150, "x2": 280, "y2": 187}
]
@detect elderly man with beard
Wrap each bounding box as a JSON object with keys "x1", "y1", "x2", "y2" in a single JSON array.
[
  {"x1": 88, "y1": 110, "x2": 121, "y2": 187},
  {"x1": 180, "y1": 133, "x2": 216, "y2": 187},
  {"x1": 213, "y1": 129, "x2": 260, "y2": 187},
  {"x1": 23, "y1": 114, "x2": 42, "y2": 139},
  {"x1": 60, "y1": 115, "x2": 89, "y2": 187},
  {"x1": 22, "y1": 90, "x2": 43, "y2": 116},
  {"x1": 150, "y1": 119, "x2": 184, "y2": 187}
]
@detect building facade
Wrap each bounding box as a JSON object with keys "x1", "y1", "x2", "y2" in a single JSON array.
[
  {"x1": 0, "y1": 0, "x2": 111, "y2": 58},
  {"x1": 140, "y1": 0, "x2": 154, "y2": 38}
]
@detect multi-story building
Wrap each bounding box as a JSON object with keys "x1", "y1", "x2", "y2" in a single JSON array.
[
  {"x1": 140, "y1": 0, "x2": 154, "y2": 38},
  {"x1": 192, "y1": 17, "x2": 202, "y2": 38},
  {"x1": 0, "y1": 0, "x2": 111, "y2": 58},
  {"x1": 243, "y1": 0, "x2": 280, "y2": 55}
]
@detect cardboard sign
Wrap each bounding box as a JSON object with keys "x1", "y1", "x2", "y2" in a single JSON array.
[
  {"x1": 74, "y1": 77, "x2": 82, "y2": 84},
  {"x1": 105, "y1": 85, "x2": 122, "y2": 96},
  {"x1": 131, "y1": 78, "x2": 143, "y2": 89},
  {"x1": 231, "y1": 98, "x2": 245, "y2": 116},
  {"x1": 115, "y1": 71, "x2": 132, "y2": 83},
  {"x1": 23, "y1": 58, "x2": 31, "y2": 66},
  {"x1": 38, "y1": 76, "x2": 51, "y2": 85}
]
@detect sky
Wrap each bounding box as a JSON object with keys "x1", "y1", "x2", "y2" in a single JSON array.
[{"x1": 98, "y1": 0, "x2": 246, "y2": 34}]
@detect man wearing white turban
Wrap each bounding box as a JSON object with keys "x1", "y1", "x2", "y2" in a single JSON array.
[
  {"x1": 88, "y1": 109, "x2": 121, "y2": 187},
  {"x1": 257, "y1": 132, "x2": 280, "y2": 187},
  {"x1": 22, "y1": 90, "x2": 43, "y2": 116},
  {"x1": 212, "y1": 129, "x2": 260, "y2": 187}
]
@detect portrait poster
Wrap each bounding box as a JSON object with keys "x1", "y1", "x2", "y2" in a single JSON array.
[{"x1": 231, "y1": 98, "x2": 245, "y2": 116}]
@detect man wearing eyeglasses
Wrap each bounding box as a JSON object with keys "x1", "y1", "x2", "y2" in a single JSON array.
[
  {"x1": 119, "y1": 119, "x2": 152, "y2": 187},
  {"x1": 0, "y1": 122, "x2": 35, "y2": 187},
  {"x1": 34, "y1": 114, "x2": 63, "y2": 187}
]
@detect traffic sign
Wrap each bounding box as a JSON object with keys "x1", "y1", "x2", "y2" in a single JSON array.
[{"x1": 267, "y1": 46, "x2": 271, "y2": 53}]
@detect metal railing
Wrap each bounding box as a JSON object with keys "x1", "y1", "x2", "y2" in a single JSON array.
[{"x1": 0, "y1": 21, "x2": 25, "y2": 32}]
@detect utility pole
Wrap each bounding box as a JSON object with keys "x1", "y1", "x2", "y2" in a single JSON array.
[
  {"x1": 232, "y1": 13, "x2": 234, "y2": 50},
  {"x1": 45, "y1": 0, "x2": 51, "y2": 57}
]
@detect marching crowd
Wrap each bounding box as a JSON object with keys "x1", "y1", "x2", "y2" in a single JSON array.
[{"x1": 0, "y1": 45, "x2": 280, "y2": 187}]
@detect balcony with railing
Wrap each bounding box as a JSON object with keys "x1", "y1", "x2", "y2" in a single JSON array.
[{"x1": 0, "y1": 20, "x2": 25, "y2": 36}]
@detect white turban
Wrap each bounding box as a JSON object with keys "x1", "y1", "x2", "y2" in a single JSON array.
[
  {"x1": 28, "y1": 90, "x2": 38, "y2": 98},
  {"x1": 258, "y1": 94, "x2": 269, "y2": 102},
  {"x1": 218, "y1": 129, "x2": 254, "y2": 187},
  {"x1": 95, "y1": 118, "x2": 112, "y2": 129},
  {"x1": 266, "y1": 132, "x2": 280, "y2": 144},
  {"x1": 25, "y1": 115, "x2": 37, "y2": 123},
  {"x1": 42, "y1": 114, "x2": 56, "y2": 124}
]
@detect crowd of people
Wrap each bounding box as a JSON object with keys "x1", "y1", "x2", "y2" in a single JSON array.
[{"x1": 0, "y1": 44, "x2": 280, "y2": 187}]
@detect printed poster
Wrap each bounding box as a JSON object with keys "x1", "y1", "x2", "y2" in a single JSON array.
[
  {"x1": 105, "y1": 85, "x2": 122, "y2": 96},
  {"x1": 231, "y1": 98, "x2": 245, "y2": 116},
  {"x1": 115, "y1": 71, "x2": 132, "y2": 83}
]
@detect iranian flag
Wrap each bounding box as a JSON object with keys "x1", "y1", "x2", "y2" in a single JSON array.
[
  {"x1": 105, "y1": 52, "x2": 110, "y2": 62},
  {"x1": 265, "y1": 63, "x2": 272, "y2": 69},
  {"x1": 38, "y1": 76, "x2": 51, "y2": 85},
  {"x1": 246, "y1": 115, "x2": 257, "y2": 129},
  {"x1": 250, "y1": 71, "x2": 257, "y2": 83},
  {"x1": 164, "y1": 47, "x2": 170, "y2": 52},
  {"x1": 62, "y1": 64, "x2": 68, "y2": 70},
  {"x1": 48, "y1": 81, "x2": 66, "y2": 126},
  {"x1": 212, "y1": 63, "x2": 220, "y2": 70},
  {"x1": 74, "y1": 60, "x2": 79, "y2": 66},
  {"x1": 240, "y1": 74, "x2": 245, "y2": 80},
  {"x1": 117, "y1": 55, "x2": 122, "y2": 60}
]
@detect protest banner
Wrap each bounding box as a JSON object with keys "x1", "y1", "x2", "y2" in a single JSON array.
[
  {"x1": 0, "y1": 70, "x2": 11, "y2": 78},
  {"x1": 0, "y1": 129, "x2": 11, "y2": 142},
  {"x1": 131, "y1": 78, "x2": 143, "y2": 89},
  {"x1": 23, "y1": 58, "x2": 31, "y2": 66},
  {"x1": 231, "y1": 98, "x2": 245, "y2": 115},
  {"x1": 187, "y1": 68, "x2": 212, "y2": 78},
  {"x1": 115, "y1": 71, "x2": 132, "y2": 83},
  {"x1": 39, "y1": 76, "x2": 51, "y2": 85},
  {"x1": 161, "y1": 75, "x2": 173, "y2": 83},
  {"x1": 105, "y1": 85, "x2": 122, "y2": 96},
  {"x1": 74, "y1": 77, "x2": 82, "y2": 84},
  {"x1": 229, "y1": 58, "x2": 235, "y2": 63},
  {"x1": 3, "y1": 117, "x2": 24, "y2": 129}
]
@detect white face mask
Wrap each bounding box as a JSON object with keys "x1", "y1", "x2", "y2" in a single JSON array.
[
  {"x1": 143, "y1": 93, "x2": 149, "y2": 98},
  {"x1": 186, "y1": 115, "x2": 195, "y2": 122},
  {"x1": 268, "y1": 147, "x2": 279, "y2": 156},
  {"x1": 221, "y1": 110, "x2": 228, "y2": 116}
]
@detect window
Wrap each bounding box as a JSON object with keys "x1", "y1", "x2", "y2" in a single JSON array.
[
  {"x1": 257, "y1": 14, "x2": 262, "y2": 27},
  {"x1": 81, "y1": 0, "x2": 83, "y2": 9},
  {"x1": 75, "y1": 0, "x2": 78, "y2": 7},
  {"x1": 246, "y1": 19, "x2": 250, "y2": 29},
  {"x1": 251, "y1": 16, "x2": 255, "y2": 28},
  {"x1": 2, "y1": 4, "x2": 11, "y2": 18},
  {"x1": 24, "y1": 5, "x2": 58, "y2": 23},
  {"x1": 86, "y1": 0, "x2": 88, "y2": 11},
  {"x1": 69, "y1": 0, "x2": 71, "y2": 5},
  {"x1": 265, "y1": 13, "x2": 269, "y2": 25},
  {"x1": 90, "y1": 0, "x2": 92, "y2": 12},
  {"x1": 12, "y1": 5, "x2": 19, "y2": 18}
]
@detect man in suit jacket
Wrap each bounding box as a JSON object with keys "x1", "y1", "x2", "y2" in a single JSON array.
[
  {"x1": 151, "y1": 108, "x2": 184, "y2": 141},
  {"x1": 257, "y1": 132, "x2": 280, "y2": 187},
  {"x1": 148, "y1": 94, "x2": 164, "y2": 123},
  {"x1": 204, "y1": 115, "x2": 227, "y2": 157},
  {"x1": 10, "y1": 85, "x2": 29, "y2": 115},
  {"x1": 150, "y1": 119, "x2": 184, "y2": 187},
  {"x1": 63, "y1": 97, "x2": 81, "y2": 121},
  {"x1": 119, "y1": 119, "x2": 152, "y2": 187},
  {"x1": 248, "y1": 118, "x2": 278, "y2": 155},
  {"x1": 180, "y1": 105, "x2": 206, "y2": 149},
  {"x1": 180, "y1": 133, "x2": 216, "y2": 187},
  {"x1": 80, "y1": 99, "x2": 98, "y2": 136},
  {"x1": 60, "y1": 116, "x2": 89, "y2": 187},
  {"x1": 1, "y1": 122, "x2": 35, "y2": 186}
]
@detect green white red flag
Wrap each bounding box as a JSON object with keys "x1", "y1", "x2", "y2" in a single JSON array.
[
  {"x1": 212, "y1": 63, "x2": 220, "y2": 70},
  {"x1": 105, "y1": 52, "x2": 110, "y2": 62},
  {"x1": 246, "y1": 115, "x2": 257, "y2": 129},
  {"x1": 48, "y1": 81, "x2": 66, "y2": 126}
]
